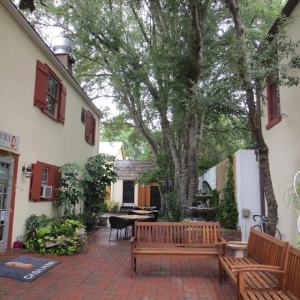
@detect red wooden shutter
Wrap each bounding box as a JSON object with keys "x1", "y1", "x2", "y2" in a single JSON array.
[
  {"x1": 34, "y1": 60, "x2": 49, "y2": 109},
  {"x1": 48, "y1": 165, "x2": 59, "y2": 200},
  {"x1": 85, "y1": 111, "x2": 92, "y2": 143},
  {"x1": 58, "y1": 84, "x2": 66, "y2": 123},
  {"x1": 91, "y1": 115, "x2": 96, "y2": 145},
  {"x1": 29, "y1": 162, "x2": 42, "y2": 201}
]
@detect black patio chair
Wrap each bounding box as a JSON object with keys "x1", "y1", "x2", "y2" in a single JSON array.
[
  {"x1": 148, "y1": 211, "x2": 159, "y2": 222},
  {"x1": 108, "y1": 216, "x2": 130, "y2": 241}
]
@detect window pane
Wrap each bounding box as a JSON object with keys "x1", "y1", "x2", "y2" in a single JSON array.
[
  {"x1": 41, "y1": 168, "x2": 48, "y2": 186},
  {"x1": 48, "y1": 75, "x2": 59, "y2": 98},
  {"x1": 45, "y1": 96, "x2": 57, "y2": 115}
]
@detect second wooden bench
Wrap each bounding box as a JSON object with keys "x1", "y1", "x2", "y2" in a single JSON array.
[{"x1": 131, "y1": 221, "x2": 225, "y2": 277}]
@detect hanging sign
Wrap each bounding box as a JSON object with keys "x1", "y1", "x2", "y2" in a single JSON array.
[{"x1": 0, "y1": 130, "x2": 20, "y2": 151}]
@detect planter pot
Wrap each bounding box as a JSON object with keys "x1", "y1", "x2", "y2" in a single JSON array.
[{"x1": 85, "y1": 221, "x2": 95, "y2": 232}]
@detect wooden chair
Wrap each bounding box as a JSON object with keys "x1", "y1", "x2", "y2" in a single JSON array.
[
  {"x1": 219, "y1": 228, "x2": 289, "y2": 298},
  {"x1": 235, "y1": 246, "x2": 300, "y2": 300}
]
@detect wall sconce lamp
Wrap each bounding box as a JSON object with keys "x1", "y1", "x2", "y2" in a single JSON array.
[{"x1": 22, "y1": 163, "x2": 32, "y2": 178}]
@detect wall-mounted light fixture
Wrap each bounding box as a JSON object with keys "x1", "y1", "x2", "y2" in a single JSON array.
[{"x1": 22, "y1": 163, "x2": 32, "y2": 178}]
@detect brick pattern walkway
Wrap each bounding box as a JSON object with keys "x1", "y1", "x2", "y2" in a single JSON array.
[{"x1": 0, "y1": 227, "x2": 235, "y2": 300}]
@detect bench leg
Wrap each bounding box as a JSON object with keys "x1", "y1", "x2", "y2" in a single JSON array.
[
  {"x1": 134, "y1": 258, "x2": 136, "y2": 272},
  {"x1": 131, "y1": 255, "x2": 136, "y2": 278},
  {"x1": 219, "y1": 260, "x2": 224, "y2": 284}
]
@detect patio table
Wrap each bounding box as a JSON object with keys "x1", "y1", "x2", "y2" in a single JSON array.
[{"x1": 130, "y1": 210, "x2": 158, "y2": 215}]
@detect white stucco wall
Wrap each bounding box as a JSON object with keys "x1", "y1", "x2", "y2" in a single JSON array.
[
  {"x1": 261, "y1": 3, "x2": 300, "y2": 244},
  {"x1": 111, "y1": 179, "x2": 138, "y2": 207},
  {"x1": 201, "y1": 166, "x2": 217, "y2": 190},
  {"x1": 0, "y1": 4, "x2": 99, "y2": 246},
  {"x1": 111, "y1": 180, "x2": 123, "y2": 206},
  {"x1": 235, "y1": 150, "x2": 261, "y2": 241}
]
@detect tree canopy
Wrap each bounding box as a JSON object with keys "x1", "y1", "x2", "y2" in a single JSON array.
[{"x1": 21, "y1": 0, "x2": 300, "y2": 224}]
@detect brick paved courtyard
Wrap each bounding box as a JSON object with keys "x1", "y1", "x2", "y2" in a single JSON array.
[{"x1": 0, "y1": 227, "x2": 235, "y2": 300}]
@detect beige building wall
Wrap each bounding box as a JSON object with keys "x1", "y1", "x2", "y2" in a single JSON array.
[
  {"x1": 111, "y1": 180, "x2": 138, "y2": 207},
  {"x1": 111, "y1": 180, "x2": 123, "y2": 205},
  {"x1": 261, "y1": 3, "x2": 300, "y2": 244},
  {"x1": 0, "y1": 4, "x2": 99, "y2": 244}
]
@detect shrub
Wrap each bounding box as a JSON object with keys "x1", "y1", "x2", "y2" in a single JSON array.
[
  {"x1": 54, "y1": 163, "x2": 90, "y2": 219},
  {"x1": 24, "y1": 215, "x2": 87, "y2": 255},
  {"x1": 218, "y1": 156, "x2": 239, "y2": 229},
  {"x1": 104, "y1": 199, "x2": 119, "y2": 212},
  {"x1": 161, "y1": 191, "x2": 182, "y2": 221},
  {"x1": 25, "y1": 214, "x2": 53, "y2": 241}
]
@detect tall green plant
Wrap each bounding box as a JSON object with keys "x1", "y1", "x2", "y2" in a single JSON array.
[
  {"x1": 84, "y1": 154, "x2": 117, "y2": 223},
  {"x1": 55, "y1": 163, "x2": 91, "y2": 218},
  {"x1": 219, "y1": 157, "x2": 239, "y2": 229}
]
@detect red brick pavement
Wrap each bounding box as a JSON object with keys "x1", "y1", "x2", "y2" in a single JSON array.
[{"x1": 0, "y1": 227, "x2": 236, "y2": 300}]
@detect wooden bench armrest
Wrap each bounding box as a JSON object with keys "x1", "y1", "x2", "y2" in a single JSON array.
[
  {"x1": 218, "y1": 237, "x2": 227, "y2": 243},
  {"x1": 226, "y1": 241, "x2": 247, "y2": 246},
  {"x1": 215, "y1": 240, "x2": 226, "y2": 256},
  {"x1": 234, "y1": 265, "x2": 285, "y2": 295},
  {"x1": 130, "y1": 237, "x2": 136, "y2": 243}
]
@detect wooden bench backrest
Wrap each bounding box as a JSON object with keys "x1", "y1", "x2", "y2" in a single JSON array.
[
  {"x1": 135, "y1": 221, "x2": 220, "y2": 246},
  {"x1": 285, "y1": 246, "x2": 300, "y2": 298},
  {"x1": 248, "y1": 228, "x2": 289, "y2": 268}
]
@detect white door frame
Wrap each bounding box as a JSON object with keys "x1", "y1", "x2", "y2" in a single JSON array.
[{"x1": 0, "y1": 156, "x2": 15, "y2": 251}]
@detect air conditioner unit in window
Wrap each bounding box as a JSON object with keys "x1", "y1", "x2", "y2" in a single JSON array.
[{"x1": 41, "y1": 186, "x2": 53, "y2": 199}]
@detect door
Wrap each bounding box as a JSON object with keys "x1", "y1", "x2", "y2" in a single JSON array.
[
  {"x1": 123, "y1": 181, "x2": 134, "y2": 207},
  {"x1": 150, "y1": 186, "x2": 161, "y2": 210},
  {"x1": 0, "y1": 156, "x2": 14, "y2": 252}
]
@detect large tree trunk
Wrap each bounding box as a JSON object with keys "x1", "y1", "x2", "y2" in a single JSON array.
[{"x1": 225, "y1": 0, "x2": 278, "y2": 236}]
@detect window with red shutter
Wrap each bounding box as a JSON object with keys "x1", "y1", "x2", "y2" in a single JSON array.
[
  {"x1": 29, "y1": 163, "x2": 43, "y2": 201},
  {"x1": 84, "y1": 111, "x2": 96, "y2": 145},
  {"x1": 34, "y1": 60, "x2": 49, "y2": 109},
  {"x1": 266, "y1": 80, "x2": 281, "y2": 130},
  {"x1": 33, "y1": 60, "x2": 66, "y2": 124},
  {"x1": 58, "y1": 84, "x2": 66, "y2": 124},
  {"x1": 29, "y1": 161, "x2": 59, "y2": 201},
  {"x1": 85, "y1": 110, "x2": 91, "y2": 143}
]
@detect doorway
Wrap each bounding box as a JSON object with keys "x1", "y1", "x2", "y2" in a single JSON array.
[
  {"x1": 150, "y1": 186, "x2": 161, "y2": 210},
  {"x1": 123, "y1": 181, "x2": 134, "y2": 207},
  {"x1": 0, "y1": 156, "x2": 14, "y2": 252}
]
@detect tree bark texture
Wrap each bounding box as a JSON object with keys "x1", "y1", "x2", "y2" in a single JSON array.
[{"x1": 225, "y1": 0, "x2": 278, "y2": 235}]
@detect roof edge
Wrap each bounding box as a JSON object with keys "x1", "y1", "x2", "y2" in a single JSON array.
[
  {"x1": 1, "y1": 0, "x2": 102, "y2": 118},
  {"x1": 268, "y1": 0, "x2": 300, "y2": 35}
]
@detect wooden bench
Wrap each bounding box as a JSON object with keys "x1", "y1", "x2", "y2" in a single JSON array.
[
  {"x1": 130, "y1": 221, "x2": 225, "y2": 277},
  {"x1": 235, "y1": 246, "x2": 300, "y2": 300},
  {"x1": 219, "y1": 228, "x2": 290, "y2": 298}
]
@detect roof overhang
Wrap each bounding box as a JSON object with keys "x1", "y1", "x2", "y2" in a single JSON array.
[
  {"x1": 1, "y1": 0, "x2": 102, "y2": 119},
  {"x1": 268, "y1": 0, "x2": 299, "y2": 35}
]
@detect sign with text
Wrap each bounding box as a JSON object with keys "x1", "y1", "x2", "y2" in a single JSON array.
[{"x1": 0, "y1": 130, "x2": 20, "y2": 151}]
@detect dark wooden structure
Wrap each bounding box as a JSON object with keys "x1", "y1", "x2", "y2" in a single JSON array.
[{"x1": 131, "y1": 221, "x2": 225, "y2": 277}]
